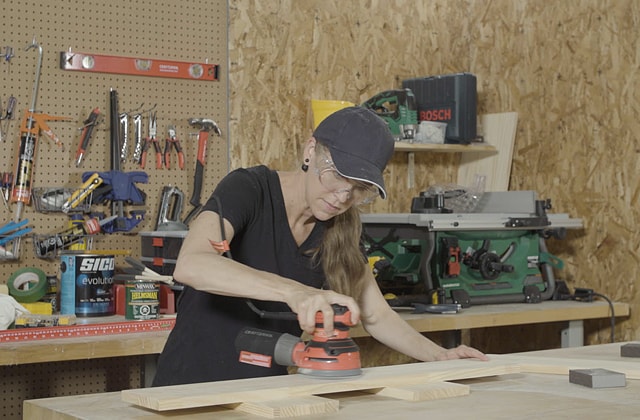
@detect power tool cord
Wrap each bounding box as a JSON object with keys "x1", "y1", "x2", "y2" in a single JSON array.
[
  {"x1": 572, "y1": 287, "x2": 615, "y2": 343},
  {"x1": 212, "y1": 195, "x2": 296, "y2": 321},
  {"x1": 592, "y1": 292, "x2": 615, "y2": 343}
]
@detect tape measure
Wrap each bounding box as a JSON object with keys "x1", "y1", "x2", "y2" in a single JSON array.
[
  {"x1": 0, "y1": 318, "x2": 175, "y2": 342},
  {"x1": 7, "y1": 267, "x2": 48, "y2": 303}
]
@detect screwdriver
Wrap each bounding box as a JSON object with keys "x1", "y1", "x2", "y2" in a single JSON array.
[
  {"x1": 5, "y1": 172, "x2": 12, "y2": 204},
  {"x1": 1, "y1": 172, "x2": 11, "y2": 211},
  {"x1": 75, "y1": 107, "x2": 101, "y2": 166}
]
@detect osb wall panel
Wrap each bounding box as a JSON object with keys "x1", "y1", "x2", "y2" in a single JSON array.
[
  {"x1": 467, "y1": 0, "x2": 640, "y2": 347},
  {"x1": 228, "y1": 0, "x2": 639, "y2": 354},
  {"x1": 0, "y1": 0, "x2": 228, "y2": 282},
  {"x1": 228, "y1": 0, "x2": 469, "y2": 214}
]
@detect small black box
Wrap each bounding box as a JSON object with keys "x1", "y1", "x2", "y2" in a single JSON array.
[
  {"x1": 621, "y1": 342, "x2": 640, "y2": 358},
  {"x1": 569, "y1": 368, "x2": 626, "y2": 389},
  {"x1": 141, "y1": 256, "x2": 177, "y2": 276},
  {"x1": 140, "y1": 230, "x2": 187, "y2": 260},
  {"x1": 402, "y1": 73, "x2": 477, "y2": 144}
]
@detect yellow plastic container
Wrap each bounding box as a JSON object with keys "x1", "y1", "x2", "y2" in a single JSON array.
[{"x1": 311, "y1": 99, "x2": 355, "y2": 128}]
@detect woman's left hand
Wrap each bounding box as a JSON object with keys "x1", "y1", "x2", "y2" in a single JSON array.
[{"x1": 434, "y1": 345, "x2": 490, "y2": 361}]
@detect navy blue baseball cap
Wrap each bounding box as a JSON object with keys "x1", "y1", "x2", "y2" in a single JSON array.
[{"x1": 312, "y1": 106, "x2": 394, "y2": 199}]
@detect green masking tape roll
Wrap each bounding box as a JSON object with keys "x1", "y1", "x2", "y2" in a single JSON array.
[{"x1": 8, "y1": 267, "x2": 48, "y2": 303}]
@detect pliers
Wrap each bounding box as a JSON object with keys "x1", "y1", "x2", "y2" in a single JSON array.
[
  {"x1": 140, "y1": 111, "x2": 162, "y2": 169},
  {"x1": 163, "y1": 125, "x2": 185, "y2": 169}
]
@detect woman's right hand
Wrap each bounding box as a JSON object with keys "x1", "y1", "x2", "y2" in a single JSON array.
[{"x1": 286, "y1": 288, "x2": 360, "y2": 335}]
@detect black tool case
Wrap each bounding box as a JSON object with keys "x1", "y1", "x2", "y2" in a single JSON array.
[{"x1": 402, "y1": 72, "x2": 477, "y2": 144}]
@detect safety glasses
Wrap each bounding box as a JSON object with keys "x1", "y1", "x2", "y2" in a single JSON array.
[{"x1": 314, "y1": 156, "x2": 379, "y2": 205}]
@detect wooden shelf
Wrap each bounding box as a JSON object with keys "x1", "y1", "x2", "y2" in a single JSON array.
[
  {"x1": 1, "y1": 301, "x2": 628, "y2": 366},
  {"x1": 394, "y1": 113, "x2": 517, "y2": 191},
  {"x1": 350, "y1": 300, "x2": 629, "y2": 338},
  {"x1": 394, "y1": 141, "x2": 497, "y2": 153}
]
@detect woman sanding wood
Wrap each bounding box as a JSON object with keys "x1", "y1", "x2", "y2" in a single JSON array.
[{"x1": 152, "y1": 107, "x2": 488, "y2": 386}]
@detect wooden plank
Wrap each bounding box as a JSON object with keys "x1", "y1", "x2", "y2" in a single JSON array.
[
  {"x1": 457, "y1": 112, "x2": 518, "y2": 191},
  {"x1": 121, "y1": 359, "x2": 519, "y2": 412},
  {"x1": 518, "y1": 341, "x2": 636, "y2": 360},
  {"x1": 491, "y1": 353, "x2": 640, "y2": 379},
  {"x1": 393, "y1": 142, "x2": 496, "y2": 153},
  {"x1": 366, "y1": 381, "x2": 469, "y2": 402},
  {"x1": 223, "y1": 396, "x2": 339, "y2": 418}
]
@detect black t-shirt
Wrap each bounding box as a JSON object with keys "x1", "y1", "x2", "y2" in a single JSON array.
[{"x1": 152, "y1": 166, "x2": 327, "y2": 386}]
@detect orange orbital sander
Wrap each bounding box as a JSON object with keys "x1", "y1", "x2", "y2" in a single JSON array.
[{"x1": 235, "y1": 303, "x2": 362, "y2": 378}]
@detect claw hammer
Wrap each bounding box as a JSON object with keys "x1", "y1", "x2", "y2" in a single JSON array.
[{"x1": 184, "y1": 118, "x2": 222, "y2": 224}]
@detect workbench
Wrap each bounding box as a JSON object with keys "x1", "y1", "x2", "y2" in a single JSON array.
[
  {"x1": 23, "y1": 341, "x2": 640, "y2": 419},
  {"x1": 1, "y1": 300, "x2": 628, "y2": 366}
]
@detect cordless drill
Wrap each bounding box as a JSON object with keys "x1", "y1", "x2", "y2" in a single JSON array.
[{"x1": 362, "y1": 88, "x2": 418, "y2": 140}]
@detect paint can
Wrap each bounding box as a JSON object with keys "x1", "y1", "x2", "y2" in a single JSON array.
[
  {"x1": 125, "y1": 280, "x2": 160, "y2": 321},
  {"x1": 59, "y1": 253, "x2": 115, "y2": 317}
]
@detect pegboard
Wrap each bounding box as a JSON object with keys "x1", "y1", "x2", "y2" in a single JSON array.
[
  {"x1": 1, "y1": 356, "x2": 144, "y2": 420},
  {"x1": 0, "y1": 0, "x2": 229, "y2": 282}
]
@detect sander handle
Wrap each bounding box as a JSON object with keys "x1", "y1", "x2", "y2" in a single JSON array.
[
  {"x1": 245, "y1": 299, "x2": 353, "y2": 326},
  {"x1": 245, "y1": 299, "x2": 297, "y2": 320}
]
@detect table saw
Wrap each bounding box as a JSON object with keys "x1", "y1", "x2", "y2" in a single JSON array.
[{"x1": 361, "y1": 191, "x2": 583, "y2": 306}]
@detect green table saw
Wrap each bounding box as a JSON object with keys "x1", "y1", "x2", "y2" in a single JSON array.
[{"x1": 361, "y1": 191, "x2": 583, "y2": 306}]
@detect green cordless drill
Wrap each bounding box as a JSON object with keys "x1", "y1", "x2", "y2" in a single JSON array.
[{"x1": 362, "y1": 88, "x2": 418, "y2": 140}]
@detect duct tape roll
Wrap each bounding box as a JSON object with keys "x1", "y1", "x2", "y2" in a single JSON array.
[{"x1": 8, "y1": 267, "x2": 48, "y2": 303}]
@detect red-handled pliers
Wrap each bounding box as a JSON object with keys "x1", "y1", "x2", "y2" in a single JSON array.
[
  {"x1": 164, "y1": 125, "x2": 185, "y2": 169},
  {"x1": 140, "y1": 111, "x2": 162, "y2": 169}
]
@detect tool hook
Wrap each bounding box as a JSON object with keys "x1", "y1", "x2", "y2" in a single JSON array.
[{"x1": 25, "y1": 36, "x2": 44, "y2": 113}]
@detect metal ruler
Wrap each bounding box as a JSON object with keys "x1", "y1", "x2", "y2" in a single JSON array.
[{"x1": 0, "y1": 318, "x2": 175, "y2": 343}]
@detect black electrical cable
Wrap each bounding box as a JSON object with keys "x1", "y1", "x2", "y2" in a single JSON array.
[
  {"x1": 212, "y1": 195, "x2": 296, "y2": 321},
  {"x1": 593, "y1": 292, "x2": 615, "y2": 343}
]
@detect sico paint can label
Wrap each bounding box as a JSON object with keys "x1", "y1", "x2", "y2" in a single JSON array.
[
  {"x1": 125, "y1": 280, "x2": 159, "y2": 321},
  {"x1": 59, "y1": 253, "x2": 115, "y2": 317}
]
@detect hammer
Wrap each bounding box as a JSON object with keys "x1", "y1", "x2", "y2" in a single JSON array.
[{"x1": 184, "y1": 118, "x2": 222, "y2": 224}]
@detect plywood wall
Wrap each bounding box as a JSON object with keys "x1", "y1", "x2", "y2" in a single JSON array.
[
  {"x1": 228, "y1": 0, "x2": 639, "y2": 347},
  {"x1": 0, "y1": 0, "x2": 228, "y2": 280}
]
